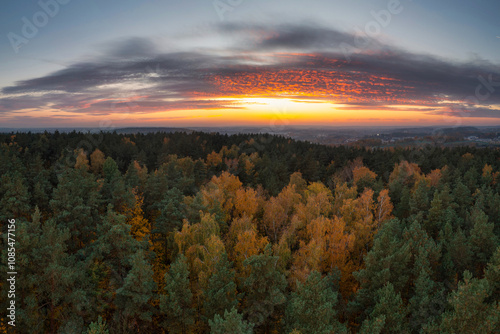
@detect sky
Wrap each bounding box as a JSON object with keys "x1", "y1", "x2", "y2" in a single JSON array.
[{"x1": 0, "y1": 0, "x2": 499, "y2": 129}]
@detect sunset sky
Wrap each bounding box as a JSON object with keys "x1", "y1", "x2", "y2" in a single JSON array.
[{"x1": 1, "y1": 0, "x2": 499, "y2": 128}]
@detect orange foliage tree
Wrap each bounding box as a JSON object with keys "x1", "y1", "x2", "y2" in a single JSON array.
[
  {"x1": 227, "y1": 215, "x2": 268, "y2": 275},
  {"x1": 292, "y1": 216, "x2": 356, "y2": 295},
  {"x1": 127, "y1": 190, "x2": 150, "y2": 242},
  {"x1": 263, "y1": 184, "x2": 302, "y2": 243},
  {"x1": 201, "y1": 172, "x2": 243, "y2": 223}
]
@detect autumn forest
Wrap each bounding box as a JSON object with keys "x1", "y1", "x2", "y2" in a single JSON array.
[{"x1": 1, "y1": 130, "x2": 499, "y2": 334}]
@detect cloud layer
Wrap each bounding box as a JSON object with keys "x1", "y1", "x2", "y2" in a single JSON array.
[{"x1": 1, "y1": 23, "x2": 500, "y2": 122}]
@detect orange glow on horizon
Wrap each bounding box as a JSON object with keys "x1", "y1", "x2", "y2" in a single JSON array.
[{"x1": 3, "y1": 95, "x2": 499, "y2": 128}]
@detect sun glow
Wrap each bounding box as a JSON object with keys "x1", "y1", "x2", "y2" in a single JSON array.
[
  {"x1": 101, "y1": 96, "x2": 479, "y2": 127},
  {"x1": 214, "y1": 96, "x2": 335, "y2": 121}
]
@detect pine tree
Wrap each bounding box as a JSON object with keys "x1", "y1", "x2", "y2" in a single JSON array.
[
  {"x1": 89, "y1": 206, "x2": 142, "y2": 321},
  {"x1": 469, "y1": 208, "x2": 498, "y2": 274},
  {"x1": 359, "y1": 316, "x2": 385, "y2": 334},
  {"x1": 50, "y1": 166, "x2": 101, "y2": 252},
  {"x1": 408, "y1": 268, "x2": 445, "y2": 332},
  {"x1": 0, "y1": 172, "x2": 31, "y2": 221},
  {"x1": 115, "y1": 250, "x2": 157, "y2": 333},
  {"x1": 19, "y1": 217, "x2": 89, "y2": 333},
  {"x1": 426, "y1": 190, "x2": 444, "y2": 237},
  {"x1": 152, "y1": 187, "x2": 187, "y2": 281},
  {"x1": 160, "y1": 254, "x2": 195, "y2": 334},
  {"x1": 209, "y1": 308, "x2": 254, "y2": 334},
  {"x1": 438, "y1": 271, "x2": 499, "y2": 333},
  {"x1": 409, "y1": 179, "x2": 429, "y2": 215},
  {"x1": 30, "y1": 155, "x2": 53, "y2": 213},
  {"x1": 350, "y1": 219, "x2": 411, "y2": 322},
  {"x1": 101, "y1": 157, "x2": 134, "y2": 213},
  {"x1": 202, "y1": 253, "x2": 238, "y2": 323},
  {"x1": 242, "y1": 245, "x2": 287, "y2": 329},
  {"x1": 285, "y1": 271, "x2": 346, "y2": 334},
  {"x1": 483, "y1": 188, "x2": 500, "y2": 230},
  {"x1": 453, "y1": 178, "x2": 472, "y2": 218},
  {"x1": 360, "y1": 283, "x2": 409, "y2": 334},
  {"x1": 485, "y1": 247, "x2": 500, "y2": 298},
  {"x1": 124, "y1": 160, "x2": 148, "y2": 192},
  {"x1": 194, "y1": 159, "x2": 208, "y2": 187},
  {"x1": 464, "y1": 167, "x2": 479, "y2": 193},
  {"x1": 85, "y1": 316, "x2": 109, "y2": 334},
  {"x1": 7, "y1": 207, "x2": 44, "y2": 332},
  {"x1": 447, "y1": 227, "x2": 472, "y2": 279},
  {"x1": 395, "y1": 186, "x2": 411, "y2": 218},
  {"x1": 154, "y1": 187, "x2": 186, "y2": 235}
]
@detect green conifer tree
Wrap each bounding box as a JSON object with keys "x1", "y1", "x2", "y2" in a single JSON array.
[
  {"x1": 115, "y1": 250, "x2": 157, "y2": 333},
  {"x1": 202, "y1": 253, "x2": 239, "y2": 323},
  {"x1": 360, "y1": 283, "x2": 409, "y2": 334},
  {"x1": 242, "y1": 245, "x2": 287, "y2": 329},
  {"x1": 285, "y1": 271, "x2": 346, "y2": 334},
  {"x1": 469, "y1": 208, "x2": 498, "y2": 274},
  {"x1": 209, "y1": 308, "x2": 254, "y2": 334},
  {"x1": 438, "y1": 271, "x2": 499, "y2": 333},
  {"x1": 160, "y1": 254, "x2": 195, "y2": 334},
  {"x1": 408, "y1": 268, "x2": 445, "y2": 332},
  {"x1": 85, "y1": 316, "x2": 109, "y2": 334}
]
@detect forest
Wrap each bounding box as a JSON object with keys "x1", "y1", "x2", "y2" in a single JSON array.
[{"x1": 0, "y1": 130, "x2": 499, "y2": 334}]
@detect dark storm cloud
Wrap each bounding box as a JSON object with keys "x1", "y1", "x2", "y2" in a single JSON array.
[
  {"x1": 1, "y1": 24, "x2": 499, "y2": 117},
  {"x1": 432, "y1": 105, "x2": 500, "y2": 118},
  {"x1": 105, "y1": 37, "x2": 159, "y2": 58},
  {"x1": 1, "y1": 52, "x2": 214, "y2": 94},
  {"x1": 2, "y1": 63, "x2": 122, "y2": 94},
  {"x1": 214, "y1": 22, "x2": 383, "y2": 52},
  {"x1": 258, "y1": 25, "x2": 380, "y2": 51}
]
